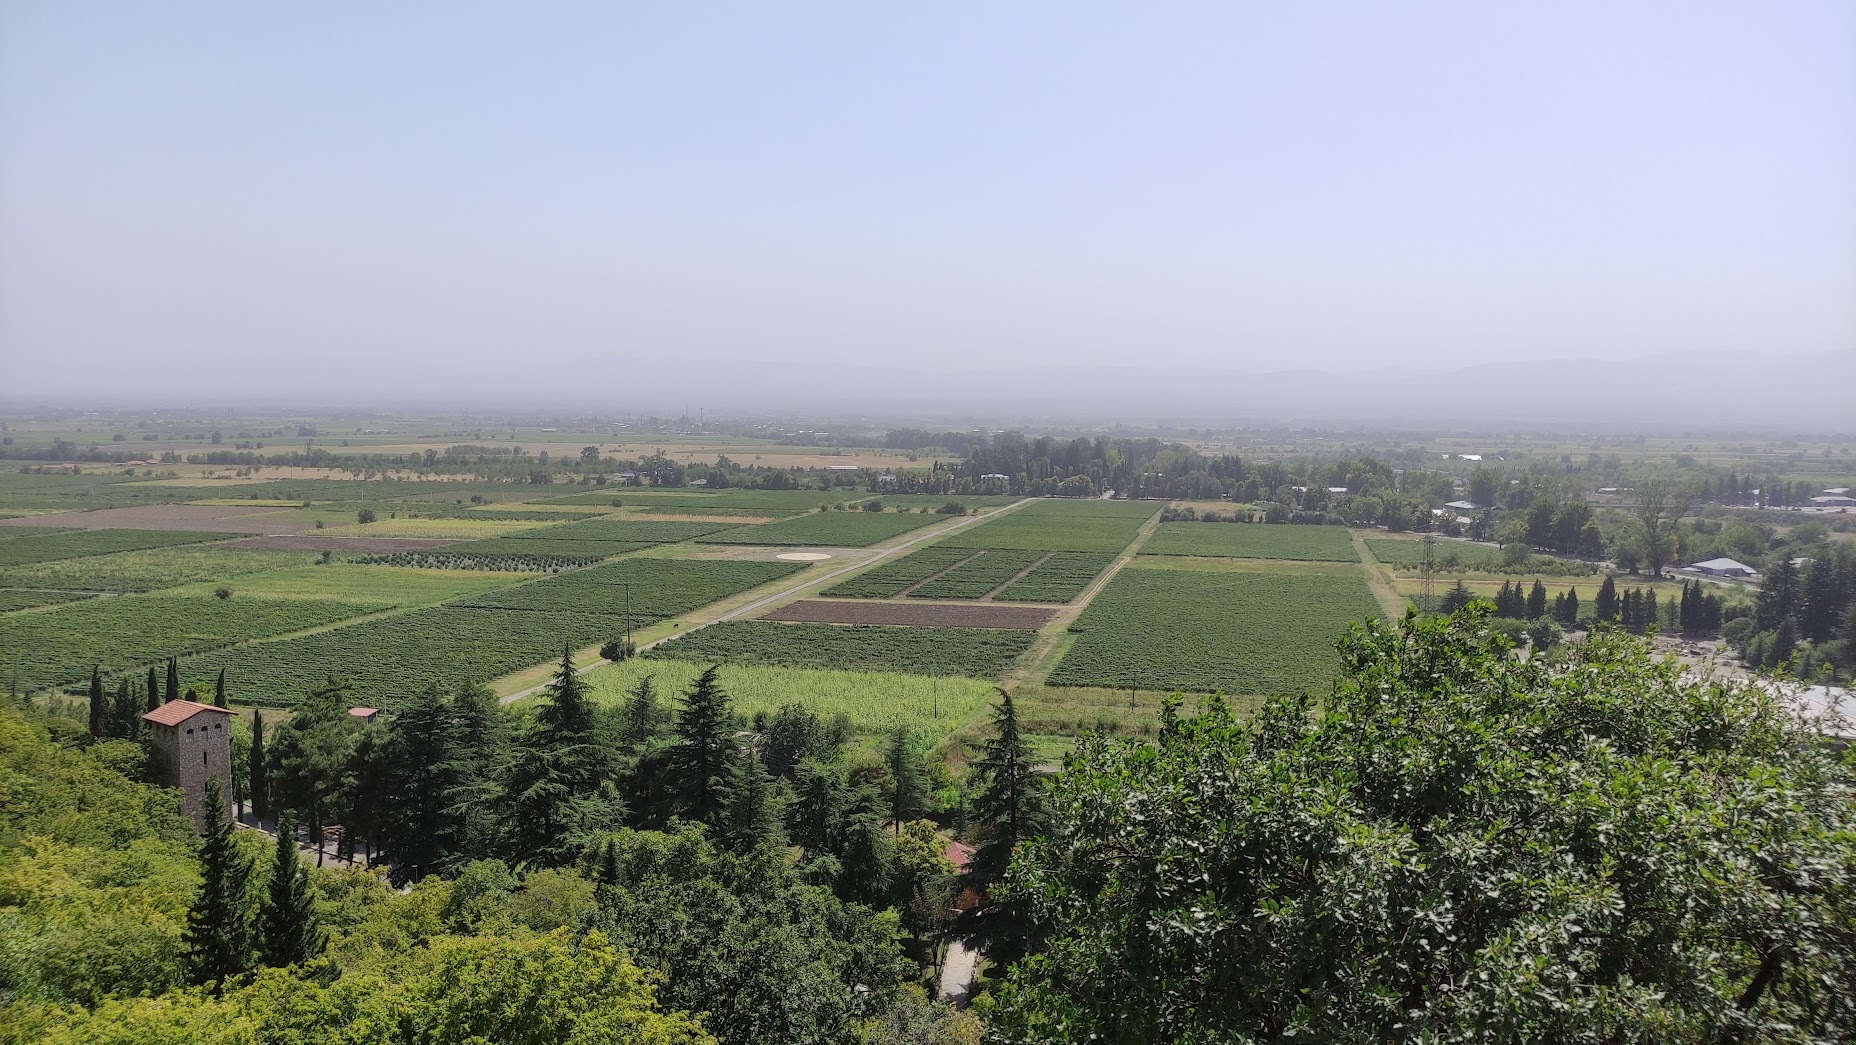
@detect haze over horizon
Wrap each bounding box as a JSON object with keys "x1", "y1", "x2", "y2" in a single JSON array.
[{"x1": 2, "y1": 2, "x2": 1852, "y2": 407}]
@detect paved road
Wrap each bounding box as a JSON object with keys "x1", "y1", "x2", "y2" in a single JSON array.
[
  {"x1": 938, "y1": 938, "x2": 979, "y2": 1007},
  {"x1": 499, "y1": 498, "x2": 1034, "y2": 705}
]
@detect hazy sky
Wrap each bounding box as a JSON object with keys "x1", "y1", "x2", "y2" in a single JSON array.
[{"x1": 2, "y1": 1, "x2": 1851, "y2": 398}]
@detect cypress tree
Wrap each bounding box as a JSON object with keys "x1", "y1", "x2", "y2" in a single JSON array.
[
  {"x1": 87, "y1": 666, "x2": 105, "y2": 737},
  {"x1": 112, "y1": 677, "x2": 134, "y2": 739},
  {"x1": 147, "y1": 665, "x2": 161, "y2": 710},
  {"x1": 1564, "y1": 586, "x2": 1579, "y2": 624},
  {"x1": 594, "y1": 837, "x2": 623, "y2": 887},
  {"x1": 1595, "y1": 576, "x2": 1619, "y2": 623},
  {"x1": 165, "y1": 658, "x2": 180, "y2": 705},
  {"x1": 214, "y1": 668, "x2": 228, "y2": 709},
  {"x1": 257, "y1": 809, "x2": 325, "y2": 968},
  {"x1": 1526, "y1": 580, "x2": 1548, "y2": 620},
  {"x1": 671, "y1": 665, "x2": 736, "y2": 824},
  {"x1": 1644, "y1": 589, "x2": 1659, "y2": 633},
  {"x1": 250, "y1": 710, "x2": 269, "y2": 823},
  {"x1": 885, "y1": 725, "x2": 928, "y2": 832},
  {"x1": 183, "y1": 781, "x2": 252, "y2": 987}
]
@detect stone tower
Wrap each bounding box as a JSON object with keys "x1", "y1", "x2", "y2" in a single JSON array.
[{"x1": 143, "y1": 699, "x2": 235, "y2": 829}]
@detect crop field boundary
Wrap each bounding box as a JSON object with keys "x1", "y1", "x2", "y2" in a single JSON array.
[
  {"x1": 1351, "y1": 531, "x2": 1414, "y2": 619},
  {"x1": 495, "y1": 497, "x2": 1036, "y2": 702},
  {"x1": 894, "y1": 549, "x2": 985, "y2": 597},
  {"x1": 979, "y1": 552, "x2": 1052, "y2": 600}
]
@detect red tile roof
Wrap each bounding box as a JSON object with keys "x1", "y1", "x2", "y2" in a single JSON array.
[
  {"x1": 143, "y1": 700, "x2": 234, "y2": 727},
  {"x1": 943, "y1": 840, "x2": 974, "y2": 874},
  {"x1": 348, "y1": 707, "x2": 380, "y2": 718}
]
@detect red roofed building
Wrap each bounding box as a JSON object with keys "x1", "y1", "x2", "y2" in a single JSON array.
[
  {"x1": 143, "y1": 700, "x2": 235, "y2": 829},
  {"x1": 348, "y1": 707, "x2": 380, "y2": 724}
]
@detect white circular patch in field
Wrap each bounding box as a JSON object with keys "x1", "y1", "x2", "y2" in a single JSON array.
[{"x1": 776, "y1": 551, "x2": 832, "y2": 561}]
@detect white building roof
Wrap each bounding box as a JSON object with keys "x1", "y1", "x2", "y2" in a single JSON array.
[
  {"x1": 1690, "y1": 557, "x2": 1755, "y2": 573},
  {"x1": 1444, "y1": 500, "x2": 1478, "y2": 510}
]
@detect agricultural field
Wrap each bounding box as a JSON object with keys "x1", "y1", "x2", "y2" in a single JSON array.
[
  {"x1": 443, "y1": 537, "x2": 647, "y2": 560},
  {"x1": 166, "y1": 564, "x2": 524, "y2": 607},
  {"x1": 821, "y1": 546, "x2": 978, "y2": 597},
  {"x1": 0, "y1": 590, "x2": 97, "y2": 612},
  {"x1": 577, "y1": 658, "x2": 999, "y2": 743},
  {"x1": 1364, "y1": 537, "x2": 1508, "y2": 569},
  {"x1": 317, "y1": 517, "x2": 540, "y2": 540},
  {"x1": 854, "y1": 494, "x2": 1020, "y2": 511},
  {"x1": 0, "y1": 545, "x2": 322, "y2": 592},
  {"x1": 355, "y1": 549, "x2": 592, "y2": 572},
  {"x1": 939, "y1": 498, "x2": 1156, "y2": 553},
  {"x1": 761, "y1": 600, "x2": 1057, "y2": 630},
  {"x1": 1142, "y1": 521, "x2": 1359, "y2": 561},
  {"x1": 453, "y1": 558, "x2": 801, "y2": 621},
  {"x1": 182, "y1": 605, "x2": 626, "y2": 707},
  {"x1": 697, "y1": 510, "x2": 942, "y2": 547},
  {"x1": 0, "y1": 592, "x2": 387, "y2": 692},
  {"x1": 544, "y1": 488, "x2": 848, "y2": 511},
  {"x1": 506, "y1": 518, "x2": 729, "y2": 543},
  {"x1": 646, "y1": 620, "x2": 1035, "y2": 679},
  {"x1": 0, "y1": 528, "x2": 235, "y2": 567},
  {"x1": 1048, "y1": 560, "x2": 1382, "y2": 694},
  {"x1": 0, "y1": 503, "x2": 311, "y2": 533},
  {"x1": 909, "y1": 549, "x2": 1044, "y2": 599},
  {"x1": 992, "y1": 552, "x2": 1118, "y2": 602}
]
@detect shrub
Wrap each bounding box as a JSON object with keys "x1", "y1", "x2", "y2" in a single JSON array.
[{"x1": 213, "y1": 586, "x2": 232, "y2": 600}]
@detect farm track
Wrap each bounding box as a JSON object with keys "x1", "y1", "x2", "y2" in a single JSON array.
[
  {"x1": 1350, "y1": 531, "x2": 1412, "y2": 619},
  {"x1": 978, "y1": 552, "x2": 1052, "y2": 600},
  {"x1": 496, "y1": 498, "x2": 1037, "y2": 703},
  {"x1": 894, "y1": 550, "x2": 985, "y2": 597}
]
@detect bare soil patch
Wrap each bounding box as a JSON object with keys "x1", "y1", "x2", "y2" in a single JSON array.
[
  {"x1": 761, "y1": 599, "x2": 1057, "y2": 630},
  {"x1": 0, "y1": 504, "x2": 304, "y2": 534},
  {"x1": 224, "y1": 535, "x2": 464, "y2": 553}
]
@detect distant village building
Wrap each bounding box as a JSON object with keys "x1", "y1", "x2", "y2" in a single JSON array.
[
  {"x1": 348, "y1": 707, "x2": 380, "y2": 725},
  {"x1": 142, "y1": 700, "x2": 235, "y2": 829},
  {"x1": 1444, "y1": 500, "x2": 1478, "y2": 512},
  {"x1": 1811, "y1": 495, "x2": 1856, "y2": 508},
  {"x1": 1456, "y1": 454, "x2": 1482, "y2": 461},
  {"x1": 1688, "y1": 557, "x2": 1757, "y2": 578}
]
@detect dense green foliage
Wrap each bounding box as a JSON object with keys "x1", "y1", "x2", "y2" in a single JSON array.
[
  {"x1": 353, "y1": 549, "x2": 575, "y2": 571},
  {"x1": 1049, "y1": 563, "x2": 1382, "y2": 693},
  {"x1": 0, "y1": 706, "x2": 200, "y2": 1004},
  {"x1": 0, "y1": 529, "x2": 231, "y2": 567},
  {"x1": 0, "y1": 593, "x2": 385, "y2": 691},
  {"x1": 445, "y1": 536, "x2": 649, "y2": 558},
  {"x1": 698, "y1": 510, "x2": 943, "y2": 546},
  {"x1": 1143, "y1": 521, "x2": 1358, "y2": 561},
  {"x1": 990, "y1": 608, "x2": 1856, "y2": 1042},
  {"x1": 648, "y1": 621, "x2": 1035, "y2": 679}
]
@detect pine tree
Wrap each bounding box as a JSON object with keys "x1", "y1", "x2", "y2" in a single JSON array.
[
  {"x1": 718, "y1": 748, "x2": 786, "y2": 852},
  {"x1": 87, "y1": 665, "x2": 104, "y2": 736},
  {"x1": 670, "y1": 665, "x2": 736, "y2": 824},
  {"x1": 250, "y1": 709, "x2": 269, "y2": 823},
  {"x1": 1595, "y1": 576, "x2": 1619, "y2": 622},
  {"x1": 214, "y1": 668, "x2": 228, "y2": 709},
  {"x1": 1440, "y1": 580, "x2": 1472, "y2": 614},
  {"x1": 183, "y1": 781, "x2": 252, "y2": 987},
  {"x1": 165, "y1": 657, "x2": 180, "y2": 705},
  {"x1": 959, "y1": 689, "x2": 1043, "y2": 963},
  {"x1": 378, "y1": 686, "x2": 471, "y2": 881},
  {"x1": 967, "y1": 690, "x2": 1040, "y2": 887},
  {"x1": 885, "y1": 725, "x2": 927, "y2": 832},
  {"x1": 594, "y1": 837, "x2": 623, "y2": 887},
  {"x1": 837, "y1": 813, "x2": 894, "y2": 907},
  {"x1": 1526, "y1": 580, "x2": 1548, "y2": 620},
  {"x1": 621, "y1": 673, "x2": 667, "y2": 744},
  {"x1": 257, "y1": 809, "x2": 325, "y2": 968},
  {"x1": 789, "y1": 759, "x2": 847, "y2": 858},
  {"x1": 537, "y1": 645, "x2": 601, "y2": 792}
]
